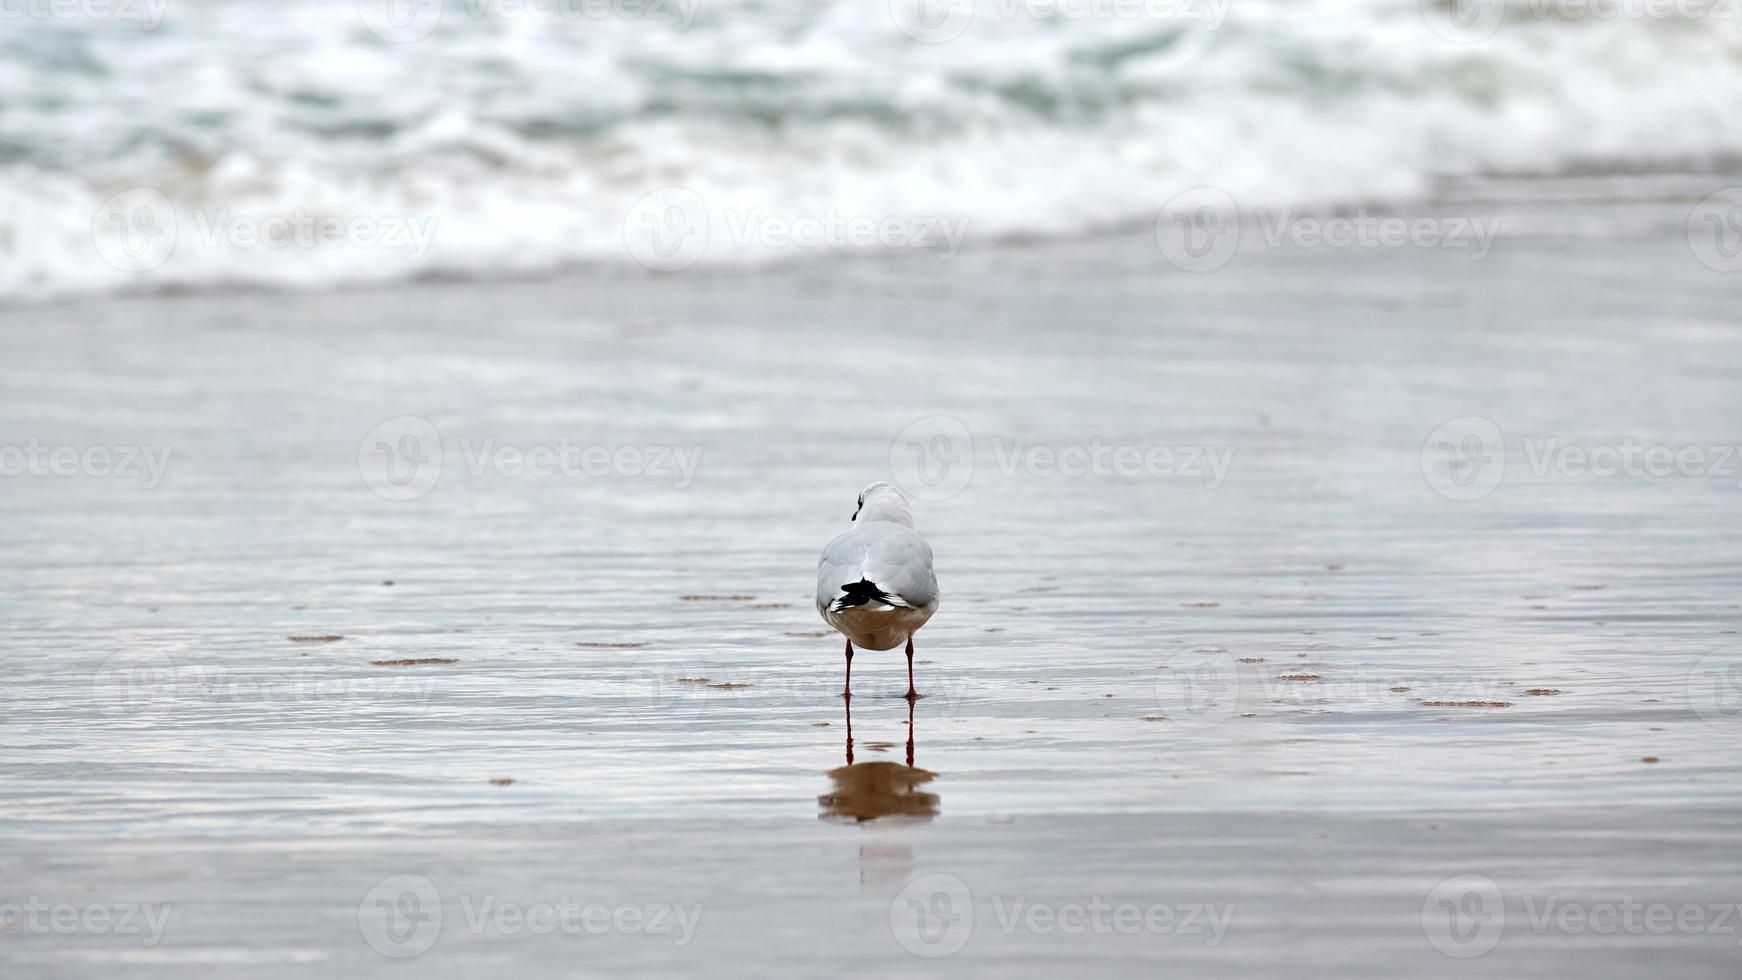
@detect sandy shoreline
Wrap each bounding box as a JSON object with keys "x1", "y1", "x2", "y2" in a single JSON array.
[
  {"x1": 4, "y1": 194, "x2": 1741, "y2": 975},
  {"x1": 9, "y1": 806, "x2": 1742, "y2": 977}
]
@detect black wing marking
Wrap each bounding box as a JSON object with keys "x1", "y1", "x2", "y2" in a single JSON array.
[{"x1": 828, "y1": 578, "x2": 913, "y2": 613}]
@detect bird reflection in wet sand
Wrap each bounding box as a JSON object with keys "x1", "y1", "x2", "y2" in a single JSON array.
[{"x1": 817, "y1": 697, "x2": 939, "y2": 824}]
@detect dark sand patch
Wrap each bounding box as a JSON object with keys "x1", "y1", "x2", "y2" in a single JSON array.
[
  {"x1": 1420, "y1": 699, "x2": 1511, "y2": 708},
  {"x1": 1525, "y1": 688, "x2": 1561, "y2": 696},
  {"x1": 371, "y1": 658, "x2": 458, "y2": 666},
  {"x1": 289, "y1": 635, "x2": 343, "y2": 643},
  {"x1": 575, "y1": 641, "x2": 646, "y2": 649}
]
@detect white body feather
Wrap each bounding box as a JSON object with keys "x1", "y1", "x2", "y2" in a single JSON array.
[{"x1": 815, "y1": 483, "x2": 939, "y2": 651}]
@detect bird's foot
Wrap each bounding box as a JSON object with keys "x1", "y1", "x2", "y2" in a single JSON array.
[{"x1": 903, "y1": 689, "x2": 923, "y2": 701}]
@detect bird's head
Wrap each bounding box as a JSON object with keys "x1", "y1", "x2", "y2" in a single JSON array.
[{"x1": 851, "y1": 481, "x2": 914, "y2": 527}]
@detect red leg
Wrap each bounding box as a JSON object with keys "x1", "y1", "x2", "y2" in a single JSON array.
[
  {"x1": 905, "y1": 695, "x2": 915, "y2": 768},
  {"x1": 841, "y1": 638, "x2": 854, "y2": 699},
  {"x1": 904, "y1": 636, "x2": 920, "y2": 701}
]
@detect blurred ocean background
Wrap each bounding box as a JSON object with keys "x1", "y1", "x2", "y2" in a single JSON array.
[
  {"x1": 3, "y1": 0, "x2": 1742, "y2": 299},
  {"x1": 8, "y1": 4, "x2": 1742, "y2": 976}
]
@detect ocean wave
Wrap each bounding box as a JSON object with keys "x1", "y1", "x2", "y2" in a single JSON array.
[{"x1": 2, "y1": 0, "x2": 1741, "y2": 299}]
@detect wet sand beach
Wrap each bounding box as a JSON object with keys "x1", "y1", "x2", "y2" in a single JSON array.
[{"x1": 4, "y1": 190, "x2": 1742, "y2": 975}]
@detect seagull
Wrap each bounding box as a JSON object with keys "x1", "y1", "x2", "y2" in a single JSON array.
[{"x1": 816, "y1": 481, "x2": 939, "y2": 700}]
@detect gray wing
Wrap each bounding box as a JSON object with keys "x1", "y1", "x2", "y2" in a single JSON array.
[{"x1": 816, "y1": 523, "x2": 938, "y2": 611}]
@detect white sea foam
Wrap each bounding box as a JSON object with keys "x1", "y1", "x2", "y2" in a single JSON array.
[{"x1": 2, "y1": 0, "x2": 1741, "y2": 299}]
